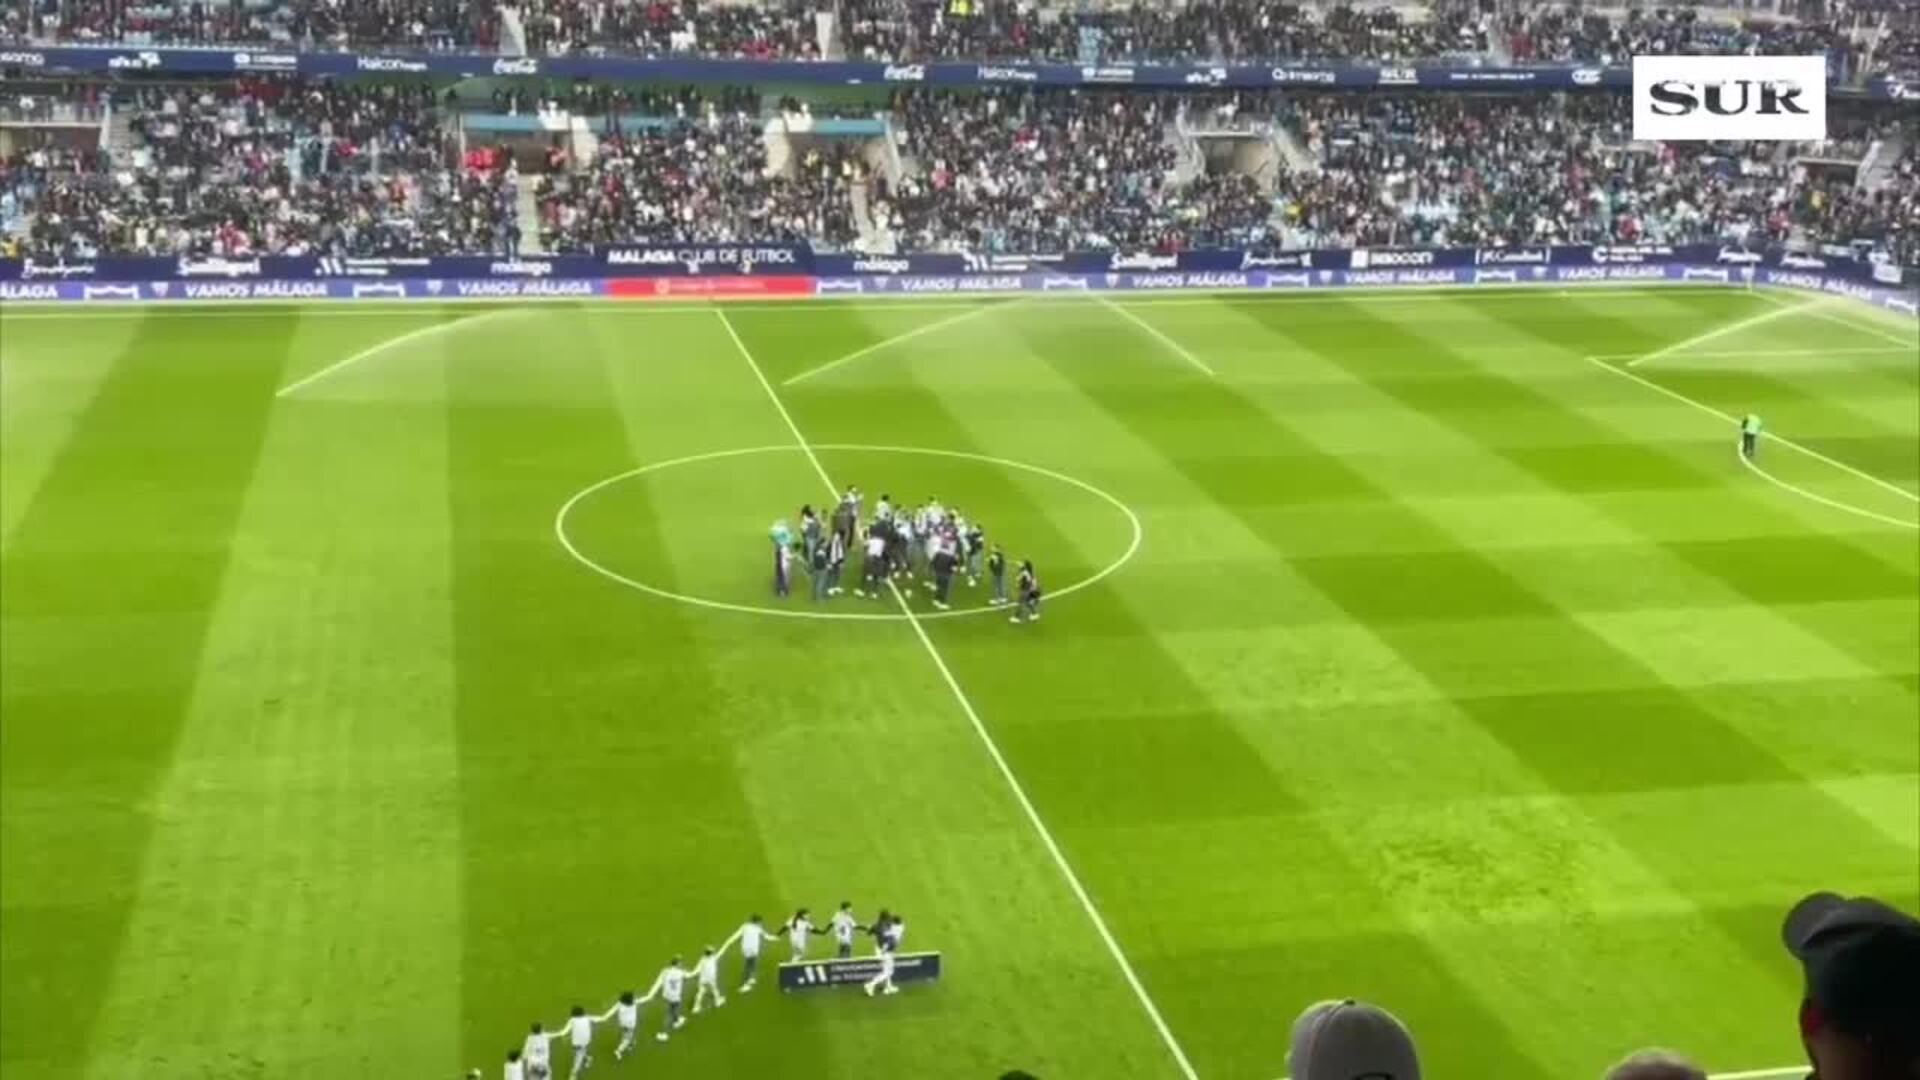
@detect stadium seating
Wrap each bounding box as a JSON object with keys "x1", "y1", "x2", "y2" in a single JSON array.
[{"x1": 5, "y1": 76, "x2": 1915, "y2": 265}]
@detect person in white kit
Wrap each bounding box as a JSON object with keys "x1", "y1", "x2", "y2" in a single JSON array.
[
  {"x1": 737, "y1": 914, "x2": 772, "y2": 991},
  {"x1": 863, "y1": 910, "x2": 905, "y2": 997},
  {"x1": 830, "y1": 901, "x2": 861, "y2": 959},
  {"x1": 655, "y1": 957, "x2": 690, "y2": 1041},
  {"x1": 692, "y1": 945, "x2": 726, "y2": 1013},
  {"x1": 562, "y1": 1005, "x2": 594, "y2": 1078},
  {"x1": 597, "y1": 991, "x2": 640, "y2": 1061},
  {"x1": 522, "y1": 1022, "x2": 559, "y2": 1079},
  {"x1": 784, "y1": 907, "x2": 823, "y2": 959},
  {"x1": 502, "y1": 1048, "x2": 525, "y2": 1080}
]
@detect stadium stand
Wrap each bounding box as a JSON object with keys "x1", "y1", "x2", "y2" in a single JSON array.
[
  {"x1": 532, "y1": 90, "x2": 863, "y2": 251},
  {"x1": 4, "y1": 0, "x2": 1914, "y2": 80},
  {"x1": 1272, "y1": 91, "x2": 1919, "y2": 262},
  {"x1": 518, "y1": 0, "x2": 821, "y2": 60},
  {"x1": 5, "y1": 76, "x2": 1916, "y2": 265},
  {"x1": 841, "y1": 0, "x2": 1489, "y2": 64}
]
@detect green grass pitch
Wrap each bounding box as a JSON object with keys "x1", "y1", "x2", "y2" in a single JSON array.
[{"x1": 1, "y1": 287, "x2": 1915, "y2": 1080}]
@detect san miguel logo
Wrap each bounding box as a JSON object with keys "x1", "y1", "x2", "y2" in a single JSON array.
[{"x1": 1633, "y1": 55, "x2": 1825, "y2": 141}]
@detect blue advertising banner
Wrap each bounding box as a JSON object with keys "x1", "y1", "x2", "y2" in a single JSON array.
[
  {"x1": 4, "y1": 245, "x2": 1909, "y2": 286},
  {"x1": 0, "y1": 247, "x2": 812, "y2": 282},
  {"x1": 3, "y1": 262, "x2": 1914, "y2": 316},
  {"x1": 777, "y1": 951, "x2": 943, "y2": 993}
]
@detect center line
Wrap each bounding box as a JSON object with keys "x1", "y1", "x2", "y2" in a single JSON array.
[{"x1": 715, "y1": 307, "x2": 1200, "y2": 1080}]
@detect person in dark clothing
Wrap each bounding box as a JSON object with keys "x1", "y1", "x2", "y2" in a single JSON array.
[
  {"x1": 987, "y1": 545, "x2": 1008, "y2": 605},
  {"x1": 930, "y1": 535, "x2": 958, "y2": 610},
  {"x1": 1010, "y1": 560, "x2": 1041, "y2": 624},
  {"x1": 825, "y1": 529, "x2": 847, "y2": 596},
  {"x1": 809, "y1": 536, "x2": 831, "y2": 602}
]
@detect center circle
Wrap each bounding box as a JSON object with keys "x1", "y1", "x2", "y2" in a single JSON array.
[{"x1": 554, "y1": 444, "x2": 1143, "y2": 621}]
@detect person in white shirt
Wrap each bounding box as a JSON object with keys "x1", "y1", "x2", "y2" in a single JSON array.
[
  {"x1": 503, "y1": 1048, "x2": 525, "y2": 1080},
  {"x1": 692, "y1": 946, "x2": 726, "y2": 1013},
  {"x1": 737, "y1": 914, "x2": 772, "y2": 991},
  {"x1": 655, "y1": 957, "x2": 690, "y2": 1041},
  {"x1": 863, "y1": 911, "x2": 906, "y2": 997},
  {"x1": 784, "y1": 907, "x2": 823, "y2": 959},
  {"x1": 523, "y1": 1022, "x2": 559, "y2": 1079},
  {"x1": 830, "y1": 901, "x2": 861, "y2": 960},
  {"x1": 562, "y1": 1006, "x2": 594, "y2": 1078},
  {"x1": 598, "y1": 991, "x2": 640, "y2": 1061}
]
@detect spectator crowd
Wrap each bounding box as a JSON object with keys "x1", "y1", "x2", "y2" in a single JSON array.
[
  {"x1": 533, "y1": 92, "x2": 857, "y2": 252},
  {"x1": 0, "y1": 78, "x2": 531, "y2": 259},
  {"x1": 2, "y1": 77, "x2": 1916, "y2": 266},
  {"x1": 843, "y1": 0, "x2": 1490, "y2": 64},
  {"x1": 519, "y1": 0, "x2": 819, "y2": 59},
  {"x1": 5, "y1": 0, "x2": 1914, "y2": 82},
  {"x1": 880, "y1": 89, "x2": 1207, "y2": 253},
  {"x1": 1273, "y1": 91, "x2": 1918, "y2": 264}
]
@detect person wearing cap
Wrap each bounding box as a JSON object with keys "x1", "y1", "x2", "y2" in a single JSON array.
[
  {"x1": 1781, "y1": 891, "x2": 1920, "y2": 1080},
  {"x1": 1287, "y1": 998, "x2": 1420, "y2": 1080}
]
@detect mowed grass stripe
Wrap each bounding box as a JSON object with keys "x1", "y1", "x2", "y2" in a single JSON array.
[
  {"x1": 586, "y1": 308, "x2": 1010, "y2": 1079},
  {"x1": 770, "y1": 305, "x2": 1551, "y2": 1080},
  {"x1": 724, "y1": 305, "x2": 1215, "y2": 1080},
  {"x1": 0, "y1": 313, "x2": 295, "y2": 1077},
  {"x1": 889, "y1": 304, "x2": 1741, "y2": 1076},
  {"x1": 1257, "y1": 298, "x2": 1914, "y2": 1002},
  {"x1": 1144, "y1": 299, "x2": 1894, "y2": 706},
  {"x1": 1459, "y1": 294, "x2": 1920, "y2": 672},
  {"x1": 445, "y1": 310, "x2": 829, "y2": 1074},
  {"x1": 0, "y1": 317, "x2": 147, "y2": 547},
  {"x1": 1000, "y1": 296, "x2": 1815, "y2": 1075},
  {"x1": 77, "y1": 312, "x2": 469, "y2": 1077}
]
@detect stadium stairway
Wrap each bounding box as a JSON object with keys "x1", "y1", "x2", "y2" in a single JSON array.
[
  {"x1": 1859, "y1": 130, "x2": 1907, "y2": 193},
  {"x1": 103, "y1": 101, "x2": 135, "y2": 168},
  {"x1": 516, "y1": 184, "x2": 545, "y2": 253},
  {"x1": 1269, "y1": 121, "x2": 1320, "y2": 180},
  {"x1": 498, "y1": 4, "x2": 530, "y2": 56}
]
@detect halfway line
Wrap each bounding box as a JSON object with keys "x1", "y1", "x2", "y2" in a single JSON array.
[
  {"x1": 1096, "y1": 294, "x2": 1216, "y2": 376},
  {"x1": 714, "y1": 307, "x2": 1201, "y2": 1080},
  {"x1": 782, "y1": 299, "x2": 1018, "y2": 385}
]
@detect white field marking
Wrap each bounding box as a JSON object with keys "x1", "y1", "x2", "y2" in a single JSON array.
[
  {"x1": 715, "y1": 307, "x2": 1201, "y2": 1080},
  {"x1": 1096, "y1": 293, "x2": 1216, "y2": 376},
  {"x1": 0, "y1": 283, "x2": 1717, "y2": 319},
  {"x1": 553, "y1": 443, "x2": 1143, "y2": 620},
  {"x1": 273, "y1": 307, "x2": 518, "y2": 396},
  {"x1": 1802, "y1": 304, "x2": 1920, "y2": 349},
  {"x1": 1740, "y1": 447, "x2": 1919, "y2": 529},
  {"x1": 1624, "y1": 295, "x2": 1823, "y2": 367},
  {"x1": 1590, "y1": 346, "x2": 1911, "y2": 361},
  {"x1": 781, "y1": 299, "x2": 1020, "y2": 385},
  {"x1": 1583, "y1": 355, "x2": 1920, "y2": 503},
  {"x1": 1750, "y1": 282, "x2": 1920, "y2": 350}
]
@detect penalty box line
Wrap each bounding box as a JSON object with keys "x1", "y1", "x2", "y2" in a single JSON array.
[{"x1": 715, "y1": 308, "x2": 1203, "y2": 1080}]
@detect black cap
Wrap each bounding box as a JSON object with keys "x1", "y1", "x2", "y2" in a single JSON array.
[{"x1": 1781, "y1": 892, "x2": 1920, "y2": 1047}]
